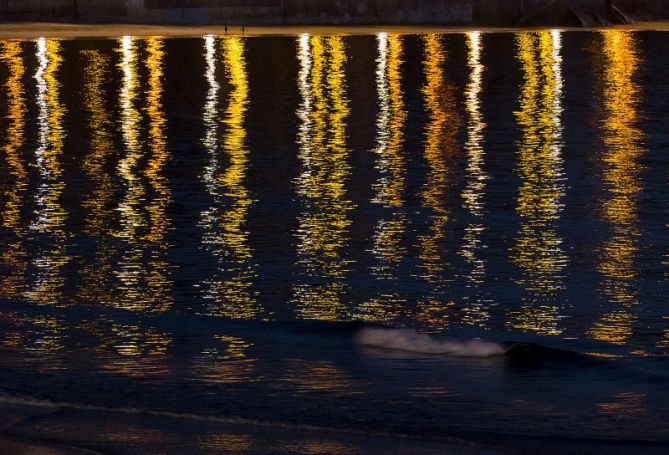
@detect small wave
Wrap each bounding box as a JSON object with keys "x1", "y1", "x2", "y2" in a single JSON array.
[{"x1": 354, "y1": 328, "x2": 507, "y2": 357}]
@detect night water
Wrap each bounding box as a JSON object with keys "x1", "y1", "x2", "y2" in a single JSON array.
[{"x1": 0, "y1": 31, "x2": 668, "y2": 453}]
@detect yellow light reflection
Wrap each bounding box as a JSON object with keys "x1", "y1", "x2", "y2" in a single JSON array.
[
  {"x1": 143, "y1": 37, "x2": 173, "y2": 308},
  {"x1": 589, "y1": 31, "x2": 644, "y2": 345},
  {"x1": 283, "y1": 359, "x2": 360, "y2": 395},
  {"x1": 77, "y1": 49, "x2": 117, "y2": 306},
  {"x1": 191, "y1": 334, "x2": 256, "y2": 384},
  {"x1": 200, "y1": 36, "x2": 259, "y2": 319},
  {"x1": 197, "y1": 435, "x2": 252, "y2": 453},
  {"x1": 115, "y1": 36, "x2": 172, "y2": 312},
  {"x1": 25, "y1": 38, "x2": 71, "y2": 306},
  {"x1": 116, "y1": 36, "x2": 146, "y2": 309},
  {"x1": 357, "y1": 33, "x2": 408, "y2": 323},
  {"x1": 0, "y1": 313, "x2": 67, "y2": 355},
  {"x1": 509, "y1": 31, "x2": 567, "y2": 336},
  {"x1": 99, "y1": 323, "x2": 172, "y2": 378},
  {"x1": 0, "y1": 41, "x2": 29, "y2": 298},
  {"x1": 292, "y1": 35, "x2": 354, "y2": 321},
  {"x1": 595, "y1": 391, "x2": 647, "y2": 419},
  {"x1": 459, "y1": 31, "x2": 493, "y2": 326},
  {"x1": 416, "y1": 35, "x2": 460, "y2": 328}
]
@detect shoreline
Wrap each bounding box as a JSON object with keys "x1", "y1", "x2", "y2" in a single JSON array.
[
  {"x1": 0, "y1": 400, "x2": 502, "y2": 455},
  {"x1": 0, "y1": 21, "x2": 668, "y2": 40}
]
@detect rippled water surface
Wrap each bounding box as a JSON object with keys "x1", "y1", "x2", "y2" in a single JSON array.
[{"x1": 0, "y1": 30, "x2": 668, "y2": 452}]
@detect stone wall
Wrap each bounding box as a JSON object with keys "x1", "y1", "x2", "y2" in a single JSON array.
[
  {"x1": 120, "y1": 0, "x2": 474, "y2": 25},
  {"x1": 0, "y1": 0, "x2": 667, "y2": 25}
]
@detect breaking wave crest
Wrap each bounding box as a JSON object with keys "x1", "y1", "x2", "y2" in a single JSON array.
[{"x1": 354, "y1": 328, "x2": 507, "y2": 357}]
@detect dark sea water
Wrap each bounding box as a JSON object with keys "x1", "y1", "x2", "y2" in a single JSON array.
[{"x1": 0, "y1": 30, "x2": 668, "y2": 453}]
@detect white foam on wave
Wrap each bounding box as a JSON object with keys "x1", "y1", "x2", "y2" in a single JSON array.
[{"x1": 355, "y1": 328, "x2": 507, "y2": 357}]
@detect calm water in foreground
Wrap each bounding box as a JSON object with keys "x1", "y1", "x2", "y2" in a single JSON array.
[{"x1": 0, "y1": 30, "x2": 668, "y2": 453}]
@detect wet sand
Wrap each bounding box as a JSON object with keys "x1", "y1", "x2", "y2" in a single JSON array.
[
  {"x1": 0, "y1": 21, "x2": 668, "y2": 39},
  {"x1": 0, "y1": 401, "x2": 502, "y2": 455}
]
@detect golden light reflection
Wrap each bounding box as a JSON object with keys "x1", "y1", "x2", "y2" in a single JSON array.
[
  {"x1": 98, "y1": 323, "x2": 172, "y2": 378},
  {"x1": 509, "y1": 31, "x2": 567, "y2": 335},
  {"x1": 459, "y1": 31, "x2": 493, "y2": 326},
  {"x1": 116, "y1": 36, "x2": 146, "y2": 309},
  {"x1": 114, "y1": 37, "x2": 172, "y2": 313},
  {"x1": 191, "y1": 334, "x2": 256, "y2": 383},
  {"x1": 28, "y1": 315, "x2": 67, "y2": 353},
  {"x1": 143, "y1": 37, "x2": 173, "y2": 308},
  {"x1": 25, "y1": 38, "x2": 71, "y2": 306},
  {"x1": 0, "y1": 313, "x2": 67, "y2": 355},
  {"x1": 197, "y1": 434, "x2": 252, "y2": 453},
  {"x1": 283, "y1": 359, "x2": 359, "y2": 395},
  {"x1": 595, "y1": 391, "x2": 647, "y2": 419},
  {"x1": 200, "y1": 36, "x2": 259, "y2": 319},
  {"x1": 77, "y1": 49, "x2": 117, "y2": 306},
  {"x1": 117, "y1": 36, "x2": 143, "y2": 236},
  {"x1": 292, "y1": 35, "x2": 354, "y2": 321},
  {"x1": 0, "y1": 41, "x2": 29, "y2": 298},
  {"x1": 589, "y1": 31, "x2": 644, "y2": 345},
  {"x1": 144, "y1": 38, "x2": 171, "y2": 243},
  {"x1": 416, "y1": 35, "x2": 460, "y2": 328},
  {"x1": 357, "y1": 33, "x2": 408, "y2": 323}
]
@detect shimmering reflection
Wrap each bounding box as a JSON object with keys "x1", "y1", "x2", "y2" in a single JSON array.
[
  {"x1": 143, "y1": 37, "x2": 173, "y2": 306},
  {"x1": 596, "y1": 391, "x2": 647, "y2": 419},
  {"x1": 292, "y1": 35, "x2": 354, "y2": 320},
  {"x1": 26, "y1": 38, "x2": 71, "y2": 306},
  {"x1": 191, "y1": 335, "x2": 257, "y2": 383},
  {"x1": 116, "y1": 36, "x2": 145, "y2": 308},
  {"x1": 0, "y1": 312, "x2": 65, "y2": 353},
  {"x1": 115, "y1": 37, "x2": 173, "y2": 312},
  {"x1": 198, "y1": 434, "x2": 252, "y2": 454},
  {"x1": 283, "y1": 359, "x2": 360, "y2": 395},
  {"x1": 459, "y1": 31, "x2": 492, "y2": 326},
  {"x1": 416, "y1": 35, "x2": 461, "y2": 328},
  {"x1": 0, "y1": 41, "x2": 29, "y2": 298},
  {"x1": 589, "y1": 31, "x2": 644, "y2": 345},
  {"x1": 77, "y1": 49, "x2": 117, "y2": 306},
  {"x1": 357, "y1": 33, "x2": 408, "y2": 323},
  {"x1": 200, "y1": 36, "x2": 259, "y2": 318},
  {"x1": 97, "y1": 322, "x2": 172, "y2": 378},
  {"x1": 510, "y1": 31, "x2": 567, "y2": 335}
]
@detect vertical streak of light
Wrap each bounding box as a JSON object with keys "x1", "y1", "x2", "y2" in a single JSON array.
[
  {"x1": 116, "y1": 36, "x2": 147, "y2": 310},
  {"x1": 292, "y1": 35, "x2": 353, "y2": 320},
  {"x1": 296, "y1": 33, "x2": 312, "y2": 165},
  {"x1": 26, "y1": 38, "x2": 70, "y2": 306},
  {"x1": 143, "y1": 37, "x2": 172, "y2": 311},
  {"x1": 0, "y1": 41, "x2": 29, "y2": 298},
  {"x1": 416, "y1": 35, "x2": 460, "y2": 328},
  {"x1": 510, "y1": 31, "x2": 567, "y2": 335},
  {"x1": 77, "y1": 49, "x2": 116, "y2": 306},
  {"x1": 200, "y1": 36, "x2": 259, "y2": 319},
  {"x1": 459, "y1": 31, "x2": 492, "y2": 326},
  {"x1": 117, "y1": 36, "x2": 144, "y2": 238},
  {"x1": 202, "y1": 35, "x2": 220, "y2": 193},
  {"x1": 357, "y1": 33, "x2": 408, "y2": 322},
  {"x1": 589, "y1": 31, "x2": 643, "y2": 346}
]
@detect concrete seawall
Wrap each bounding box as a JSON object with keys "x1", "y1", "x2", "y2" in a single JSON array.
[{"x1": 0, "y1": 1, "x2": 667, "y2": 26}]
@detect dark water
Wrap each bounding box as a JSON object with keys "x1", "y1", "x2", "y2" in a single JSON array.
[{"x1": 0, "y1": 30, "x2": 669, "y2": 452}]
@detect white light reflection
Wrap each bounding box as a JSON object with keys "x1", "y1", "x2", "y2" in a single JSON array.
[{"x1": 459, "y1": 31, "x2": 492, "y2": 326}]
